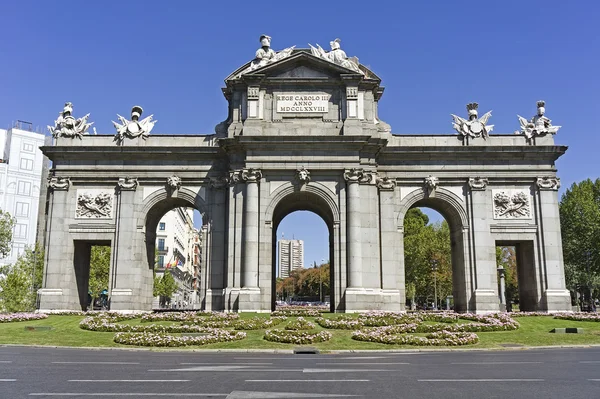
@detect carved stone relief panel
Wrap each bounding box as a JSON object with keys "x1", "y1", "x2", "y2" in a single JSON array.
[
  {"x1": 492, "y1": 189, "x2": 531, "y2": 219},
  {"x1": 76, "y1": 189, "x2": 114, "y2": 219}
]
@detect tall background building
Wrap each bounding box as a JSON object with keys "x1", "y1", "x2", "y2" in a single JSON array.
[
  {"x1": 278, "y1": 236, "x2": 304, "y2": 278},
  {"x1": 154, "y1": 207, "x2": 201, "y2": 308},
  {"x1": 0, "y1": 121, "x2": 47, "y2": 265}
]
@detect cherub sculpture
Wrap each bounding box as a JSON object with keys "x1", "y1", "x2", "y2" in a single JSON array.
[
  {"x1": 451, "y1": 103, "x2": 493, "y2": 140},
  {"x1": 516, "y1": 101, "x2": 561, "y2": 139},
  {"x1": 48, "y1": 102, "x2": 93, "y2": 139},
  {"x1": 112, "y1": 106, "x2": 156, "y2": 143}
]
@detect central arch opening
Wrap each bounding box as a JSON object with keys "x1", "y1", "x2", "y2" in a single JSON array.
[{"x1": 271, "y1": 190, "x2": 335, "y2": 312}]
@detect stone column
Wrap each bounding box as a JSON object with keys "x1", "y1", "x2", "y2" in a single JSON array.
[
  {"x1": 377, "y1": 177, "x2": 402, "y2": 311},
  {"x1": 468, "y1": 177, "x2": 500, "y2": 313},
  {"x1": 206, "y1": 176, "x2": 228, "y2": 311},
  {"x1": 536, "y1": 177, "x2": 571, "y2": 311},
  {"x1": 344, "y1": 168, "x2": 363, "y2": 288},
  {"x1": 239, "y1": 168, "x2": 262, "y2": 311}
]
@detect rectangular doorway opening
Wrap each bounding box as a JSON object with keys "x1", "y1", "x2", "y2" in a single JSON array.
[
  {"x1": 496, "y1": 241, "x2": 538, "y2": 312},
  {"x1": 73, "y1": 240, "x2": 111, "y2": 311}
]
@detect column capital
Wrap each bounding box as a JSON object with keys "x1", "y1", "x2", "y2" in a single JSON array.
[
  {"x1": 47, "y1": 177, "x2": 71, "y2": 191},
  {"x1": 536, "y1": 176, "x2": 560, "y2": 191},
  {"x1": 117, "y1": 177, "x2": 138, "y2": 191},
  {"x1": 241, "y1": 168, "x2": 262, "y2": 183},
  {"x1": 209, "y1": 176, "x2": 229, "y2": 189},
  {"x1": 344, "y1": 168, "x2": 363, "y2": 183},
  {"x1": 468, "y1": 177, "x2": 488, "y2": 191},
  {"x1": 376, "y1": 176, "x2": 396, "y2": 191}
]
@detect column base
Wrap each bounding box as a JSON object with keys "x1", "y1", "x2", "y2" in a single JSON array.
[
  {"x1": 541, "y1": 289, "x2": 572, "y2": 312},
  {"x1": 205, "y1": 289, "x2": 225, "y2": 311},
  {"x1": 344, "y1": 288, "x2": 403, "y2": 313},
  {"x1": 238, "y1": 287, "x2": 269, "y2": 312},
  {"x1": 110, "y1": 288, "x2": 151, "y2": 312},
  {"x1": 471, "y1": 289, "x2": 501, "y2": 314},
  {"x1": 38, "y1": 288, "x2": 82, "y2": 311}
]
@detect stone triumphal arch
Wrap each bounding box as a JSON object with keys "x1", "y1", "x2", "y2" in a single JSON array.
[{"x1": 39, "y1": 37, "x2": 571, "y2": 313}]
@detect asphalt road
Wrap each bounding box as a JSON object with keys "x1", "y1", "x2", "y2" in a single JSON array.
[{"x1": 0, "y1": 346, "x2": 599, "y2": 398}]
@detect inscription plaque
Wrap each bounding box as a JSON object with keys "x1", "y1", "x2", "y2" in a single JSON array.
[{"x1": 276, "y1": 93, "x2": 330, "y2": 113}]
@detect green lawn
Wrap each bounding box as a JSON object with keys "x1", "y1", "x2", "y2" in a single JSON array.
[{"x1": 1, "y1": 314, "x2": 599, "y2": 351}]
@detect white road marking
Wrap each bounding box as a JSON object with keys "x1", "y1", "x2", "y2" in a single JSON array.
[
  {"x1": 588, "y1": 379, "x2": 600, "y2": 381},
  {"x1": 419, "y1": 379, "x2": 545, "y2": 382},
  {"x1": 150, "y1": 365, "x2": 296, "y2": 372},
  {"x1": 246, "y1": 380, "x2": 371, "y2": 382},
  {"x1": 451, "y1": 362, "x2": 542, "y2": 365},
  {"x1": 0, "y1": 361, "x2": 12, "y2": 363},
  {"x1": 52, "y1": 361, "x2": 140, "y2": 365},
  {"x1": 234, "y1": 357, "x2": 322, "y2": 360},
  {"x1": 0, "y1": 379, "x2": 16, "y2": 381},
  {"x1": 68, "y1": 380, "x2": 190, "y2": 382},
  {"x1": 317, "y1": 362, "x2": 409, "y2": 365},
  {"x1": 303, "y1": 368, "x2": 388, "y2": 373},
  {"x1": 335, "y1": 357, "x2": 386, "y2": 360},
  {"x1": 180, "y1": 362, "x2": 273, "y2": 365},
  {"x1": 580, "y1": 361, "x2": 600, "y2": 364},
  {"x1": 226, "y1": 392, "x2": 358, "y2": 398},
  {"x1": 30, "y1": 394, "x2": 227, "y2": 397}
]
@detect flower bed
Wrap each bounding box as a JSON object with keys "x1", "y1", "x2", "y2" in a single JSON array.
[
  {"x1": 352, "y1": 326, "x2": 478, "y2": 346},
  {"x1": 140, "y1": 311, "x2": 239, "y2": 323},
  {"x1": 315, "y1": 316, "x2": 364, "y2": 329},
  {"x1": 264, "y1": 329, "x2": 332, "y2": 344},
  {"x1": 554, "y1": 313, "x2": 600, "y2": 322},
  {"x1": 271, "y1": 309, "x2": 321, "y2": 317},
  {"x1": 114, "y1": 329, "x2": 246, "y2": 347},
  {"x1": 0, "y1": 313, "x2": 48, "y2": 323},
  {"x1": 358, "y1": 311, "x2": 415, "y2": 326},
  {"x1": 233, "y1": 316, "x2": 287, "y2": 330},
  {"x1": 284, "y1": 317, "x2": 316, "y2": 330}
]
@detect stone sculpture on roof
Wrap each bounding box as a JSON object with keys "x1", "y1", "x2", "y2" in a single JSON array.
[
  {"x1": 451, "y1": 103, "x2": 494, "y2": 140},
  {"x1": 516, "y1": 100, "x2": 561, "y2": 139},
  {"x1": 48, "y1": 102, "x2": 93, "y2": 139},
  {"x1": 243, "y1": 35, "x2": 295, "y2": 74},
  {"x1": 309, "y1": 38, "x2": 362, "y2": 73},
  {"x1": 112, "y1": 105, "x2": 156, "y2": 143}
]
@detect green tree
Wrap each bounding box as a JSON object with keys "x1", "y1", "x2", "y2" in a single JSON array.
[
  {"x1": 496, "y1": 246, "x2": 518, "y2": 307},
  {"x1": 560, "y1": 178, "x2": 600, "y2": 306},
  {"x1": 88, "y1": 246, "x2": 110, "y2": 309},
  {"x1": 155, "y1": 270, "x2": 178, "y2": 307},
  {"x1": 0, "y1": 210, "x2": 15, "y2": 258},
  {"x1": 0, "y1": 243, "x2": 44, "y2": 312}
]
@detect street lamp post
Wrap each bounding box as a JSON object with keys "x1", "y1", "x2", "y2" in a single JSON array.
[
  {"x1": 431, "y1": 259, "x2": 438, "y2": 310},
  {"x1": 497, "y1": 265, "x2": 506, "y2": 311}
]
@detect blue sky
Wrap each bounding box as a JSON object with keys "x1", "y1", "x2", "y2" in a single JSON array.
[{"x1": 2, "y1": 1, "x2": 598, "y2": 268}]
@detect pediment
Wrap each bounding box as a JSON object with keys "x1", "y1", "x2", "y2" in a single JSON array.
[{"x1": 225, "y1": 50, "x2": 380, "y2": 83}]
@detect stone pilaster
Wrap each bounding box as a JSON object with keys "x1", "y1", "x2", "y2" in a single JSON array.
[
  {"x1": 344, "y1": 168, "x2": 363, "y2": 288},
  {"x1": 205, "y1": 176, "x2": 229, "y2": 311},
  {"x1": 239, "y1": 168, "x2": 262, "y2": 311},
  {"x1": 535, "y1": 177, "x2": 571, "y2": 311}
]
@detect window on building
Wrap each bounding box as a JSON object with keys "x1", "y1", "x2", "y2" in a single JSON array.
[
  {"x1": 22, "y1": 142, "x2": 34, "y2": 152},
  {"x1": 14, "y1": 223, "x2": 27, "y2": 239},
  {"x1": 15, "y1": 202, "x2": 29, "y2": 217},
  {"x1": 159, "y1": 222, "x2": 166, "y2": 231},
  {"x1": 17, "y1": 181, "x2": 31, "y2": 195},
  {"x1": 11, "y1": 243, "x2": 26, "y2": 258},
  {"x1": 19, "y1": 158, "x2": 34, "y2": 171},
  {"x1": 158, "y1": 255, "x2": 165, "y2": 268},
  {"x1": 157, "y1": 238, "x2": 166, "y2": 251}
]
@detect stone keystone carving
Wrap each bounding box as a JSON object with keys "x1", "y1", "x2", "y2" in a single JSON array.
[
  {"x1": 166, "y1": 175, "x2": 182, "y2": 190},
  {"x1": 469, "y1": 177, "x2": 489, "y2": 190},
  {"x1": 48, "y1": 102, "x2": 93, "y2": 139},
  {"x1": 117, "y1": 177, "x2": 138, "y2": 191},
  {"x1": 493, "y1": 190, "x2": 531, "y2": 219},
  {"x1": 241, "y1": 169, "x2": 262, "y2": 183},
  {"x1": 295, "y1": 167, "x2": 311, "y2": 184},
  {"x1": 376, "y1": 176, "x2": 396, "y2": 191},
  {"x1": 113, "y1": 106, "x2": 157, "y2": 143},
  {"x1": 516, "y1": 100, "x2": 561, "y2": 139},
  {"x1": 425, "y1": 175, "x2": 439, "y2": 191},
  {"x1": 451, "y1": 103, "x2": 494, "y2": 140},
  {"x1": 309, "y1": 38, "x2": 363, "y2": 74},
  {"x1": 76, "y1": 192, "x2": 113, "y2": 218},
  {"x1": 536, "y1": 176, "x2": 561, "y2": 191},
  {"x1": 344, "y1": 168, "x2": 364, "y2": 183},
  {"x1": 47, "y1": 177, "x2": 71, "y2": 191}
]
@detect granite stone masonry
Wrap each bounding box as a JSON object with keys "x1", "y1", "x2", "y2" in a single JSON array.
[{"x1": 38, "y1": 38, "x2": 571, "y2": 314}]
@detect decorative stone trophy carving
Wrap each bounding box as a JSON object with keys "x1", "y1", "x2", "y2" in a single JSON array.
[
  {"x1": 516, "y1": 101, "x2": 561, "y2": 139},
  {"x1": 309, "y1": 38, "x2": 362, "y2": 73},
  {"x1": 118, "y1": 177, "x2": 138, "y2": 191},
  {"x1": 295, "y1": 167, "x2": 311, "y2": 184},
  {"x1": 242, "y1": 35, "x2": 295, "y2": 74},
  {"x1": 47, "y1": 177, "x2": 71, "y2": 191},
  {"x1": 166, "y1": 175, "x2": 182, "y2": 190},
  {"x1": 112, "y1": 106, "x2": 156, "y2": 143},
  {"x1": 76, "y1": 192, "x2": 113, "y2": 218},
  {"x1": 451, "y1": 103, "x2": 494, "y2": 140},
  {"x1": 48, "y1": 102, "x2": 93, "y2": 139},
  {"x1": 425, "y1": 175, "x2": 439, "y2": 191},
  {"x1": 493, "y1": 191, "x2": 531, "y2": 219}
]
